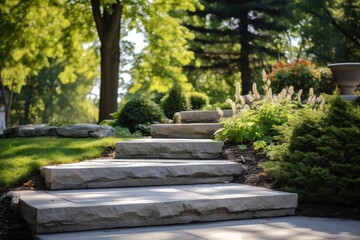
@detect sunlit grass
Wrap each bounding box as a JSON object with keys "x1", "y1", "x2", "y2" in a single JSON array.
[{"x1": 0, "y1": 137, "x2": 128, "y2": 192}]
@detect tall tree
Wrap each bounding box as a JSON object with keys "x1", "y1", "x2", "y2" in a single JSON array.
[
  {"x1": 0, "y1": 0, "x2": 97, "y2": 126},
  {"x1": 11, "y1": 60, "x2": 98, "y2": 125},
  {"x1": 295, "y1": 0, "x2": 360, "y2": 64},
  {"x1": 182, "y1": 0, "x2": 292, "y2": 95}
]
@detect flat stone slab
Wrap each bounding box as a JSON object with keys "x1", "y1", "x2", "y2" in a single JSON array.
[
  {"x1": 180, "y1": 110, "x2": 233, "y2": 123},
  {"x1": 15, "y1": 184, "x2": 297, "y2": 233},
  {"x1": 36, "y1": 217, "x2": 360, "y2": 240},
  {"x1": 150, "y1": 123, "x2": 223, "y2": 139},
  {"x1": 115, "y1": 139, "x2": 223, "y2": 159},
  {"x1": 40, "y1": 159, "x2": 242, "y2": 190}
]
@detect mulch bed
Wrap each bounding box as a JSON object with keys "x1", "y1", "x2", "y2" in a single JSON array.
[{"x1": 0, "y1": 144, "x2": 359, "y2": 240}]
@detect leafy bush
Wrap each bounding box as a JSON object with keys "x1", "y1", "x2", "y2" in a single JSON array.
[
  {"x1": 317, "y1": 67, "x2": 337, "y2": 94},
  {"x1": 203, "y1": 102, "x2": 232, "y2": 110},
  {"x1": 267, "y1": 59, "x2": 320, "y2": 96},
  {"x1": 114, "y1": 98, "x2": 164, "y2": 133},
  {"x1": 262, "y1": 95, "x2": 360, "y2": 205},
  {"x1": 161, "y1": 84, "x2": 188, "y2": 119},
  {"x1": 215, "y1": 82, "x2": 308, "y2": 150},
  {"x1": 188, "y1": 92, "x2": 209, "y2": 110}
]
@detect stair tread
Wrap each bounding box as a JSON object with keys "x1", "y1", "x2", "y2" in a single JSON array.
[
  {"x1": 16, "y1": 183, "x2": 297, "y2": 233},
  {"x1": 41, "y1": 159, "x2": 242, "y2": 189}
]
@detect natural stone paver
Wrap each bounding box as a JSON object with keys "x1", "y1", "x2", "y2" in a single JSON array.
[
  {"x1": 40, "y1": 159, "x2": 242, "y2": 189},
  {"x1": 115, "y1": 139, "x2": 223, "y2": 159},
  {"x1": 36, "y1": 217, "x2": 360, "y2": 240},
  {"x1": 150, "y1": 123, "x2": 223, "y2": 139},
  {"x1": 180, "y1": 110, "x2": 233, "y2": 123},
  {"x1": 14, "y1": 183, "x2": 297, "y2": 233}
]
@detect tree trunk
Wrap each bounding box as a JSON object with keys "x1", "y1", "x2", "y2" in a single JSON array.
[
  {"x1": 91, "y1": 0, "x2": 123, "y2": 123},
  {"x1": 0, "y1": 75, "x2": 12, "y2": 128},
  {"x1": 99, "y1": 33, "x2": 120, "y2": 121},
  {"x1": 239, "y1": 11, "x2": 252, "y2": 95}
]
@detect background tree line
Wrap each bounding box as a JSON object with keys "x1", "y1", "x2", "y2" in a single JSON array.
[{"x1": 1, "y1": 0, "x2": 359, "y2": 126}]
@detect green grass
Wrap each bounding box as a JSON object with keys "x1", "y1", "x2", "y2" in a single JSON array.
[{"x1": 0, "y1": 137, "x2": 128, "y2": 192}]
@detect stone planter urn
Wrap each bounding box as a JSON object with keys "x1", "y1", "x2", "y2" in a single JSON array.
[{"x1": 328, "y1": 62, "x2": 360, "y2": 95}]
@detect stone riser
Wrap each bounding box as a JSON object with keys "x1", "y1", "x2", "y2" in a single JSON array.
[
  {"x1": 150, "y1": 123, "x2": 222, "y2": 139},
  {"x1": 40, "y1": 159, "x2": 242, "y2": 190},
  {"x1": 180, "y1": 110, "x2": 233, "y2": 123},
  {"x1": 115, "y1": 139, "x2": 223, "y2": 159},
  {"x1": 15, "y1": 184, "x2": 298, "y2": 234}
]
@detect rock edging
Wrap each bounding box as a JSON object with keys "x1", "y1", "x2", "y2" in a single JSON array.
[{"x1": 1, "y1": 124, "x2": 116, "y2": 138}]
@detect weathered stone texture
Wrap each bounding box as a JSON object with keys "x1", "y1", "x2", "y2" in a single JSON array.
[
  {"x1": 15, "y1": 184, "x2": 298, "y2": 233},
  {"x1": 41, "y1": 159, "x2": 242, "y2": 189},
  {"x1": 115, "y1": 139, "x2": 223, "y2": 159},
  {"x1": 150, "y1": 123, "x2": 222, "y2": 139}
]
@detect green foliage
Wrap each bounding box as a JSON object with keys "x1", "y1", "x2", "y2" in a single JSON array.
[
  {"x1": 215, "y1": 101, "x2": 297, "y2": 150},
  {"x1": 317, "y1": 67, "x2": 337, "y2": 94},
  {"x1": 203, "y1": 102, "x2": 232, "y2": 110},
  {"x1": 267, "y1": 59, "x2": 321, "y2": 96},
  {"x1": 215, "y1": 81, "x2": 310, "y2": 150},
  {"x1": 262, "y1": 95, "x2": 360, "y2": 205},
  {"x1": 188, "y1": 92, "x2": 209, "y2": 110},
  {"x1": 0, "y1": 137, "x2": 125, "y2": 192},
  {"x1": 161, "y1": 84, "x2": 189, "y2": 118},
  {"x1": 114, "y1": 98, "x2": 164, "y2": 133},
  {"x1": 11, "y1": 62, "x2": 98, "y2": 125}
]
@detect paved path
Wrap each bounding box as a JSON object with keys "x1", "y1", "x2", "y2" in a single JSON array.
[{"x1": 37, "y1": 216, "x2": 360, "y2": 240}]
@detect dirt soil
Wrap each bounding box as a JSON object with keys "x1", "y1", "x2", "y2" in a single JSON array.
[{"x1": 0, "y1": 144, "x2": 359, "y2": 240}]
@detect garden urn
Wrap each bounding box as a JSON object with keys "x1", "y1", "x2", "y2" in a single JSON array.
[{"x1": 328, "y1": 62, "x2": 360, "y2": 95}]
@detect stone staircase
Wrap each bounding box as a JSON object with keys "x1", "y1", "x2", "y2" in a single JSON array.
[{"x1": 12, "y1": 110, "x2": 298, "y2": 239}]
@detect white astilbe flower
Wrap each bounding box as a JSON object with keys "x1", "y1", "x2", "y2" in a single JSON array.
[
  {"x1": 252, "y1": 83, "x2": 261, "y2": 100},
  {"x1": 266, "y1": 88, "x2": 273, "y2": 101},
  {"x1": 226, "y1": 98, "x2": 237, "y2": 113},
  {"x1": 235, "y1": 82, "x2": 241, "y2": 103},
  {"x1": 247, "y1": 94, "x2": 254, "y2": 102},
  {"x1": 262, "y1": 69, "x2": 267, "y2": 83},
  {"x1": 216, "y1": 107, "x2": 224, "y2": 117},
  {"x1": 288, "y1": 86, "x2": 295, "y2": 95},
  {"x1": 239, "y1": 95, "x2": 245, "y2": 106},
  {"x1": 297, "y1": 89, "x2": 303, "y2": 102},
  {"x1": 243, "y1": 104, "x2": 251, "y2": 111}
]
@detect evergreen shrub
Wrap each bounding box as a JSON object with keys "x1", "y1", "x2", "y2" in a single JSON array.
[
  {"x1": 114, "y1": 98, "x2": 164, "y2": 133},
  {"x1": 161, "y1": 84, "x2": 188, "y2": 119},
  {"x1": 262, "y1": 95, "x2": 360, "y2": 205},
  {"x1": 189, "y1": 92, "x2": 209, "y2": 110}
]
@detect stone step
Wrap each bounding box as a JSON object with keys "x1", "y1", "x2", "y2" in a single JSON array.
[
  {"x1": 180, "y1": 110, "x2": 233, "y2": 123},
  {"x1": 115, "y1": 139, "x2": 223, "y2": 159},
  {"x1": 14, "y1": 183, "x2": 298, "y2": 234},
  {"x1": 150, "y1": 123, "x2": 223, "y2": 139},
  {"x1": 40, "y1": 159, "x2": 242, "y2": 190}
]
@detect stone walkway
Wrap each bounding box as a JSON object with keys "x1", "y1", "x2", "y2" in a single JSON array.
[{"x1": 36, "y1": 217, "x2": 360, "y2": 240}]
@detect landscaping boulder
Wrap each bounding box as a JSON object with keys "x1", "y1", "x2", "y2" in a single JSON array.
[{"x1": 56, "y1": 124, "x2": 116, "y2": 138}]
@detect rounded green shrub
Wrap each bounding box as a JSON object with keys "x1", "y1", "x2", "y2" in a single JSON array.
[
  {"x1": 189, "y1": 92, "x2": 209, "y2": 110},
  {"x1": 161, "y1": 84, "x2": 188, "y2": 119},
  {"x1": 114, "y1": 98, "x2": 164, "y2": 133}
]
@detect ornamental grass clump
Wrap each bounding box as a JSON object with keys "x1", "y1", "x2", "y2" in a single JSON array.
[{"x1": 267, "y1": 59, "x2": 321, "y2": 97}]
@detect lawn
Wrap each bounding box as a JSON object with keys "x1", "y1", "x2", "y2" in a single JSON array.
[{"x1": 0, "y1": 137, "x2": 127, "y2": 192}]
